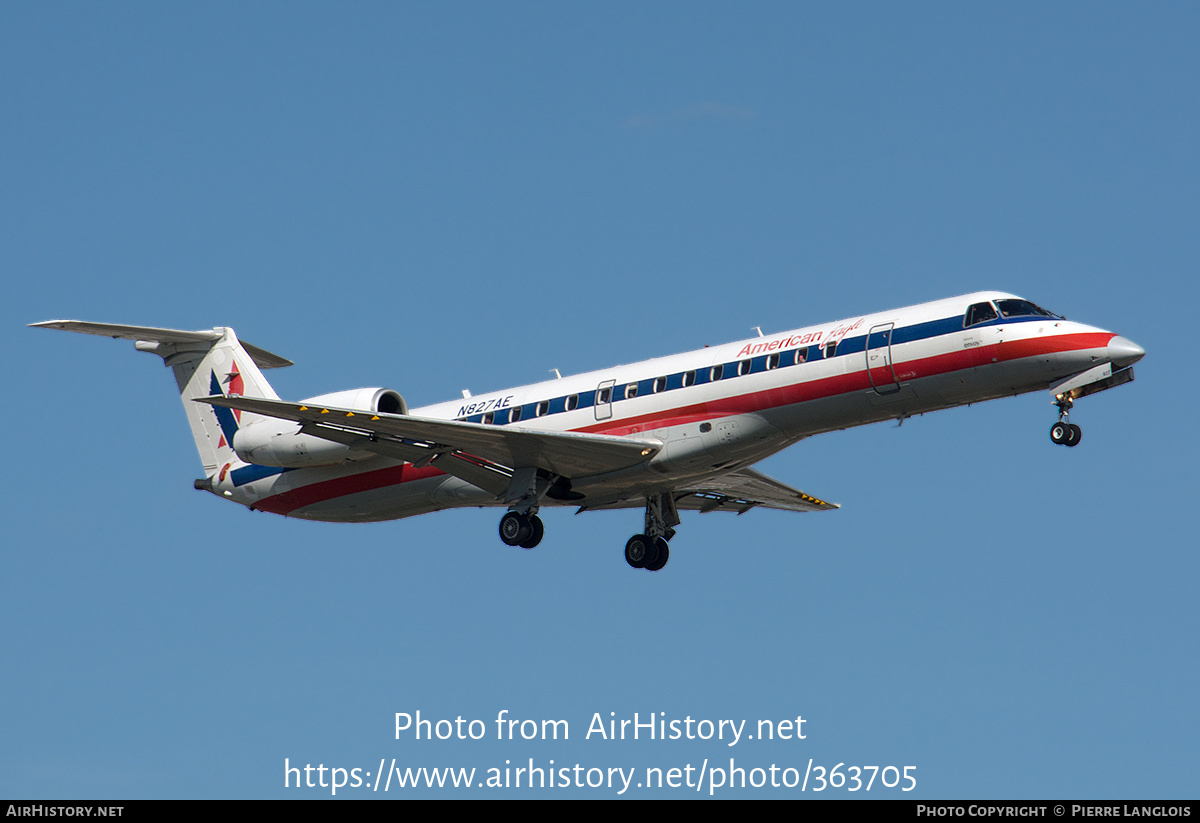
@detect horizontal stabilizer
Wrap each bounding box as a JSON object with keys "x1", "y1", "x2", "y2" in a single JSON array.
[{"x1": 30, "y1": 320, "x2": 293, "y2": 369}]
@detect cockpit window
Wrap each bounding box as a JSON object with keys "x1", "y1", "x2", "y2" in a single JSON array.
[
  {"x1": 996, "y1": 299, "x2": 1061, "y2": 319},
  {"x1": 964, "y1": 302, "x2": 998, "y2": 327}
]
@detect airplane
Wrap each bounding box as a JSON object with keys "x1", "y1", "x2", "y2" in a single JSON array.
[{"x1": 32, "y1": 291, "x2": 1144, "y2": 572}]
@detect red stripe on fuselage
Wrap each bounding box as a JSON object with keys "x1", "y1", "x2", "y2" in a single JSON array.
[
  {"x1": 251, "y1": 463, "x2": 444, "y2": 515},
  {"x1": 255, "y1": 330, "x2": 1114, "y2": 514},
  {"x1": 574, "y1": 331, "x2": 1115, "y2": 436}
]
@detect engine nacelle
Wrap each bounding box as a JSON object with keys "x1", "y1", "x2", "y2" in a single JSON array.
[
  {"x1": 300, "y1": 388, "x2": 407, "y2": 416},
  {"x1": 233, "y1": 387, "x2": 407, "y2": 468}
]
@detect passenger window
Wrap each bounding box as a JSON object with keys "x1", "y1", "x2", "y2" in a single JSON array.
[
  {"x1": 536, "y1": 401, "x2": 549, "y2": 417},
  {"x1": 767, "y1": 353, "x2": 779, "y2": 370},
  {"x1": 683, "y1": 370, "x2": 696, "y2": 387},
  {"x1": 597, "y1": 387, "x2": 611, "y2": 404},
  {"x1": 566, "y1": 394, "x2": 578, "y2": 411},
  {"x1": 510, "y1": 406, "x2": 522, "y2": 423},
  {"x1": 711, "y1": 364, "x2": 724, "y2": 381},
  {"x1": 653, "y1": 376, "x2": 667, "y2": 393},
  {"x1": 738, "y1": 359, "x2": 752, "y2": 376},
  {"x1": 625, "y1": 383, "x2": 638, "y2": 399},
  {"x1": 796, "y1": 348, "x2": 807, "y2": 364},
  {"x1": 965, "y1": 302, "x2": 999, "y2": 327},
  {"x1": 824, "y1": 340, "x2": 837, "y2": 358},
  {"x1": 483, "y1": 412, "x2": 494, "y2": 425}
]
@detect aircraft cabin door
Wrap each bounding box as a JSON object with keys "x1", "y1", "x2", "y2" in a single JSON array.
[
  {"x1": 594, "y1": 379, "x2": 615, "y2": 421},
  {"x1": 866, "y1": 322, "x2": 900, "y2": 394}
]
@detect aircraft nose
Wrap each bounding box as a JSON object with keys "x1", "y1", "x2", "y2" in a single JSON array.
[{"x1": 1108, "y1": 335, "x2": 1145, "y2": 369}]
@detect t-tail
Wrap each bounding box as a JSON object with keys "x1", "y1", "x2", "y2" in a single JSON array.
[{"x1": 29, "y1": 321, "x2": 291, "y2": 475}]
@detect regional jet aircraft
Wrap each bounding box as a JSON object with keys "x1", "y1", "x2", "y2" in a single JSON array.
[{"x1": 33, "y1": 292, "x2": 1143, "y2": 571}]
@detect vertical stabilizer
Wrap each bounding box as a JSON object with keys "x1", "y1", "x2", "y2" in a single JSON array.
[
  {"x1": 30, "y1": 321, "x2": 292, "y2": 474},
  {"x1": 151, "y1": 328, "x2": 283, "y2": 473}
]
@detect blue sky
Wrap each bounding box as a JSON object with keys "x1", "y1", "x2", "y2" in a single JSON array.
[{"x1": 3, "y1": 3, "x2": 1196, "y2": 799}]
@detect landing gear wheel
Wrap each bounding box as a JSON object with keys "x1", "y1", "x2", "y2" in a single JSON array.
[
  {"x1": 625, "y1": 534, "x2": 651, "y2": 569},
  {"x1": 499, "y1": 512, "x2": 532, "y2": 546},
  {"x1": 642, "y1": 536, "x2": 662, "y2": 570},
  {"x1": 645, "y1": 537, "x2": 670, "y2": 572},
  {"x1": 1065, "y1": 423, "x2": 1082, "y2": 447},
  {"x1": 518, "y1": 515, "x2": 544, "y2": 549},
  {"x1": 1050, "y1": 422, "x2": 1068, "y2": 445}
]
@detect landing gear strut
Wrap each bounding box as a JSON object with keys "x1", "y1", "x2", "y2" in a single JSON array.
[
  {"x1": 1050, "y1": 395, "x2": 1082, "y2": 448},
  {"x1": 625, "y1": 493, "x2": 679, "y2": 572}
]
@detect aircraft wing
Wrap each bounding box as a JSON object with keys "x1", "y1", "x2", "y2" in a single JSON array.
[
  {"x1": 583, "y1": 467, "x2": 838, "y2": 514},
  {"x1": 199, "y1": 396, "x2": 661, "y2": 488}
]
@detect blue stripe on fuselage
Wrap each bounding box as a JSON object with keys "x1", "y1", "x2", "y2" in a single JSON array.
[
  {"x1": 454, "y1": 313, "x2": 1051, "y2": 425},
  {"x1": 231, "y1": 464, "x2": 287, "y2": 486}
]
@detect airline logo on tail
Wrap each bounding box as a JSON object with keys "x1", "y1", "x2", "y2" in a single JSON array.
[{"x1": 210, "y1": 360, "x2": 244, "y2": 449}]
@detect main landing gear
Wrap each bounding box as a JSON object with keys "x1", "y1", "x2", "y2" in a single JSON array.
[
  {"x1": 1049, "y1": 395, "x2": 1082, "y2": 447},
  {"x1": 495, "y1": 491, "x2": 682, "y2": 571},
  {"x1": 625, "y1": 534, "x2": 670, "y2": 572},
  {"x1": 499, "y1": 510, "x2": 544, "y2": 549},
  {"x1": 498, "y1": 468, "x2": 549, "y2": 549},
  {"x1": 625, "y1": 492, "x2": 680, "y2": 572}
]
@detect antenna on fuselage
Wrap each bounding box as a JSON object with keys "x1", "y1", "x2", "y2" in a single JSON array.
[
  {"x1": 550, "y1": 369, "x2": 562, "y2": 379},
  {"x1": 462, "y1": 389, "x2": 472, "y2": 398},
  {"x1": 753, "y1": 327, "x2": 764, "y2": 337}
]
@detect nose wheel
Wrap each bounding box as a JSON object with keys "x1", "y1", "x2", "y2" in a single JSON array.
[
  {"x1": 1050, "y1": 421, "x2": 1082, "y2": 447},
  {"x1": 1049, "y1": 396, "x2": 1082, "y2": 447}
]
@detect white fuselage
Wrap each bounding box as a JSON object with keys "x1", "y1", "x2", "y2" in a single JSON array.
[{"x1": 219, "y1": 291, "x2": 1137, "y2": 522}]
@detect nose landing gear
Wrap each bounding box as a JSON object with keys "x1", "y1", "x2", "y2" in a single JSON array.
[{"x1": 1050, "y1": 396, "x2": 1082, "y2": 447}]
